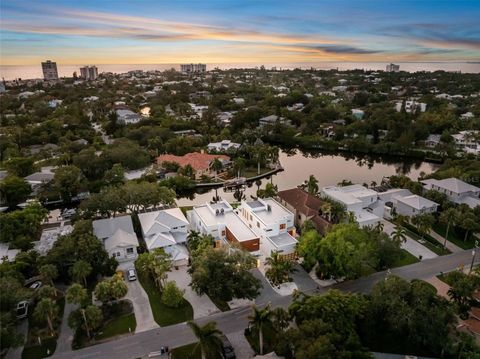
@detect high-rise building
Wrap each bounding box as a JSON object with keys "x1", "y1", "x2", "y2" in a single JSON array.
[
  {"x1": 386, "y1": 63, "x2": 400, "y2": 72},
  {"x1": 80, "y1": 66, "x2": 99, "y2": 80},
  {"x1": 180, "y1": 63, "x2": 207, "y2": 73},
  {"x1": 41, "y1": 60, "x2": 58, "y2": 80}
]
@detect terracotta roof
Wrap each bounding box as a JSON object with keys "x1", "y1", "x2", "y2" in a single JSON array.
[
  {"x1": 278, "y1": 188, "x2": 332, "y2": 234},
  {"x1": 157, "y1": 152, "x2": 229, "y2": 171}
]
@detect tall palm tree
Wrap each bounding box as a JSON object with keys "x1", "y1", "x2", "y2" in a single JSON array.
[
  {"x1": 320, "y1": 202, "x2": 332, "y2": 222},
  {"x1": 211, "y1": 158, "x2": 223, "y2": 180},
  {"x1": 248, "y1": 305, "x2": 273, "y2": 355},
  {"x1": 391, "y1": 225, "x2": 407, "y2": 244},
  {"x1": 439, "y1": 207, "x2": 458, "y2": 248},
  {"x1": 265, "y1": 251, "x2": 295, "y2": 286},
  {"x1": 305, "y1": 175, "x2": 319, "y2": 195},
  {"x1": 233, "y1": 158, "x2": 246, "y2": 178},
  {"x1": 373, "y1": 221, "x2": 384, "y2": 233},
  {"x1": 34, "y1": 298, "x2": 59, "y2": 336},
  {"x1": 187, "y1": 321, "x2": 224, "y2": 359},
  {"x1": 71, "y1": 260, "x2": 92, "y2": 288},
  {"x1": 66, "y1": 284, "x2": 91, "y2": 338},
  {"x1": 412, "y1": 213, "x2": 435, "y2": 240}
]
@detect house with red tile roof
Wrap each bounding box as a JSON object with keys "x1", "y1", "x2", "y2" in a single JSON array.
[
  {"x1": 277, "y1": 188, "x2": 332, "y2": 235},
  {"x1": 157, "y1": 152, "x2": 230, "y2": 179}
]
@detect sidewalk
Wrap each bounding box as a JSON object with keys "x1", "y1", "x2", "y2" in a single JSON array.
[
  {"x1": 429, "y1": 230, "x2": 463, "y2": 253},
  {"x1": 52, "y1": 302, "x2": 77, "y2": 356}
]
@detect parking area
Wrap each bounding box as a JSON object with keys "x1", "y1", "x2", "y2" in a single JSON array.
[{"x1": 166, "y1": 266, "x2": 219, "y2": 318}]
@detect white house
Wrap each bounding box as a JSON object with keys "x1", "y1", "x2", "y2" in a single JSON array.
[
  {"x1": 452, "y1": 131, "x2": 480, "y2": 155},
  {"x1": 393, "y1": 195, "x2": 438, "y2": 217},
  {"x1": 207, "y1": 140, "x2": 241, "y2": 152},
  {"x1": 138, "y1": 208, "x2": 190, "y2": 266},
  {"x1": 238, "y1": 198, "x2": 297, "y2": 260},
  {"x1": 116, "y1": 108, "x2": 143, "y2": 125},
  {"x1": 425, "y1": 134, "x2": 442, "y2": 148},
  {"x1": 187, "y1": 200, "x2": 260, "y2": 253},
  {"x1": 321, "y1": 184, "x2": 382, "y2": 227},
  {"x1": 351, "y1": 109, "x2": 364, "y2": 120},
  {"x1": 258, "y1": 115, "x2": 292, "y2": 128},
  {"x1": 93, "y1": 215, "x2": 139, "y2": 265},
  {"x1": 421, "y1": 178, "x2": 480, "y2": 209}
]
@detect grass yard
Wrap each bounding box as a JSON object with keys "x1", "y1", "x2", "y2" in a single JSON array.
[
  {"x1": 402, "y1": 224, "x2": 451, "y2": 256},
  {"x1": 135, "y1": 265, "x2": 194, "y2": 326},
  {"x1": 21, "y1": 337, "x2": 57, "y2": 359},
  {"x1": 391, "y1": 249, "x2": 420, "y2": 268},
  {"x1": 432, "y1": 223, "x2": 476, "y2": 249},
  {"x1": 95, "y1": 312, "x2": 136, "y2": 340},
  {"x1": 171, "y1": 343, "x2": 201, "y2": 359}
]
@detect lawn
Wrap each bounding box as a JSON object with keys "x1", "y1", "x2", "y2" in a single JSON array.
[
  {"x1": 135, "y1": 265, "x2": 194, "y2": 326},
  {"x1": 391, "y1": 249, "x2": 420, "y2": 268},
  {"x1": 402, "y1": 224, "x2": 451, "y2": 256},
  {"x1": 431, "y1": 223, "x2": 476, "y2": 250},
  {"x1": 21, "y1": 337, "x2": 57, "y2": 359},
  {"x1": 95, "y1": 312, "x2": 136, "y2": 340},
  {"x1": 171, "y1": 343, "x2": 201, "y2": 359}
]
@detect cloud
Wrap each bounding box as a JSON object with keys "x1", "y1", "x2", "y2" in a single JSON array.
[{"x1": 309, "y1": 44, "x2": 381, "y2": 54}]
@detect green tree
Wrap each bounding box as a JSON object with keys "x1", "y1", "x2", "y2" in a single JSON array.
[
  {"x1": 265, "y1": 251, "x2": 295, "y2": 286},
  {"x1": 103, "y1": 163, "x2": 125, "y2": 187},
  {"x1": 257, "y1": 182, "x2": 278, "y2": 199},
  {"x1": 0, "y1": 175, "x2": 31, "y2": 209},
  {"x1": 391, "y1": 225, "x2": 407, "y2": 244},
  {"x1": 305, "y1": 175, "x2": 319, "y2": 195},
  {"x1": 94, "y1": 276, "x2": 128, "y2": 305},
  {"x1": 53, "y1": 165, "x2": 83, "y2": 201},
  {"x1": 33, "y1": 298, "x2": 59, "y2": 336},
  {"x1": 189, "y1": 247, "x2": 261, "y2": 302},
  {"x1": 297, "y1": 230, "x2": 323, "y2": 272},
  {"x1": 439, "y1": 207, "x2": 459, "y2": 248},
  {"x1": 66, "y1": 284, "x2": 92, "y2": 338},
  {"x1": 411, "y1": 213, "x2": 435, "y2": 240},
  {"x1": 37, "y1": 285, "x2": 57, "y2": 300},
  {"x1": 446, "y1": 270, "x2": 480, "y2": 319},
  {"x1": 161, "y1": 281, "x2": 185, "y2": 308},
  {"x1": 71, "y1": 260, "x2": 92, "y2": 287},
  {"x1": 210, "y1": 158, "x2": 223, "y2": 179},
  {"x1": 187, "y1": 321, "x2": 224, "y2": 359},
  {"x1": 233, "y1": 157, "x2": 246, "y2": 177},
  {"x1": 39, "y1": 264, "x2": 58, "y2": 288},
  {"x1": 4, "y1": 157, "x2": 35, "y2": 177},
  {"x1": 135, "y1": 248, "x2": 172, "y2": 290},
  {"x1": 68, "y1": 305, "x2": 103, "y2": 338},
  {"x1": 249, "y1": 305, "x2": 273, "y2": 355}
]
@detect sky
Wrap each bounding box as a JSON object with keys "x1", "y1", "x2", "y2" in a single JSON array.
[{"x1": 1, "y1": 0, "x2": 479, "y2": 65}]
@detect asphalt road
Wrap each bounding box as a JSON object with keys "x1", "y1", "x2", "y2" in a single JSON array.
[{"x1": 52, "y1": 249, "x2": 479, "y2": 359}]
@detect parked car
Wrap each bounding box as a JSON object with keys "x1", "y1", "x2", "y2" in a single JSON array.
[
  {"x1": 62, "y1": 208, "x2": 76, "y2": 219},
  {"x1": 16, "y1": 301, "x2": 29, "y2": 319},
  {"x1": 219, "y1": 335, "x2": 236, "y2": 359},
  {"x1": 127, "y1": 268, "x2": 137, "y2": 281},
  {"x1": 29, "y1": 281, "x2": 42, "y2": 290}
]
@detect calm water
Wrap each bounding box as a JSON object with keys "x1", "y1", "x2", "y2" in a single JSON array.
[
  {"x1": 176, "y1": 149, "x2": 438, "y2": 206},
  {"x1": 1, "y1": 62, "x2": 479, "y2": 80}
]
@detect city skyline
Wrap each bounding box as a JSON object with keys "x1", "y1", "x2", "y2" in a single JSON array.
[{"x1": 1, "y1": 0, "x2": 480, "y2": 65}]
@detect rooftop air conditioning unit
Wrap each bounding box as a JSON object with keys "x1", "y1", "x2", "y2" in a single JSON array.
[
  {"x1": 220, "y1": 208, "x2": 225, "y2": 214},
  {"x1": 267, "y1": 204, "x2": 271, "y2": 211},
  {"x1": 215, "y1": 209, "x2": 220, "y2": 215}
]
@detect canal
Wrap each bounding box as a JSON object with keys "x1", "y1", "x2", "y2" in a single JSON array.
[{"x1": 176, "y1": 149, "x2": 439, "y2": 206}]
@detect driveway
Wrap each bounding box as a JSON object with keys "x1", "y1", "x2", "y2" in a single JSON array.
[
  {"x1": 166, "y1": 266, "x2": 219, "y2": 318},
  {"x1": 382, "y1": 219, "x2": 437, "y2": 260},
  {"x1": 291, "y1": 264, "x2": 318, "y2": 292},
  {"x1": 125, "y1": 278, "x2": 158, "y2": 333},
  {"x1": 251, "y1": 269, "x2": 281, "y2": 306},
  {"x1": 227, "y1": 330, "x2": 255, "y2": 359}
]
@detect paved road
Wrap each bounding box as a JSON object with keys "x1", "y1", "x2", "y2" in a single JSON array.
[{"x1": 52, "y1": 249, "x2": 479, "y2": 359}]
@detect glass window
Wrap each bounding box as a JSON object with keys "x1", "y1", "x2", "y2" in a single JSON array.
[{"x1": 126, "y1": 248, "x2": 134, "y2": 254}]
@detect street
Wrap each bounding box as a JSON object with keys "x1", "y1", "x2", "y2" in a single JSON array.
[{"x1": 51, "y1": 248, "x2": 480, "y2": 359}]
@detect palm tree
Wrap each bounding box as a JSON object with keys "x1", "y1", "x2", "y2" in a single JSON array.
[
  {"x1": 211, "y1": 158, "x2": 223, "y2": 180},
  {"x1": 34, "y1": 298, "x2": 59, "y2": 336},
  {"x1": 39, "y1": 264, "x2": 58, "y2": 288},
  {"x1": 233, "y1": 158, "x2": 246, "y2": 178},
  {"x1": 248, "y1": 305, "x2": 273, "y2": 355},
  {"x1": 374, "y1": 221, "x2": 384, "y2": 233},
  {"x1": 412, "y1": 213, "x2": 435, "y2": 240},
  {"x1": 265, "y1": 251, "x2": 295, "y2": 286},
  {"x1": 187, "y1": 321, "x2": 224, "y2": 359},
  {"x1": 439, "y1": 208, "x2": 458, "y2": 248},
  {"x1": 66, "y1": 284, "x2": 91, "y2": 338},
  {"x1": 271, "y1": 307, "x2": 290, "y2": 333},
  {"x1": 71, "y1": 260, "x2": 92, "y2": 288},
  {"x1": 320, "y1": 202, "x2": 332, "y2": 222},
  {"x1": 391, "y1": 225, "x2": 407, "y2": 244},
  {"x1": 305, "y1": 175, "x2": 319, "y2": 195}
]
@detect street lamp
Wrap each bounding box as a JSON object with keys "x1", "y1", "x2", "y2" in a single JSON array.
[{"x1": 469, "y1": 249, "x2": 476, "y2": 275}]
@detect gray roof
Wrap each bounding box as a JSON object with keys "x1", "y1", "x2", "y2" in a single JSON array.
[
  {"x1": 24, "y1": 172, "x2": 54, "y2": 183},
  {"x1": 104, "y1": 228, "x2": 138, "y2": 252},
  {"x1": 422, "y1": 178, "x2": 480, "y2": 194},
  {"x1": 92, "y1": 215, "x2": 135, "y2": 240},
  {"x1": 396, "y1": 195, "x2": 438, "y2": 210}
]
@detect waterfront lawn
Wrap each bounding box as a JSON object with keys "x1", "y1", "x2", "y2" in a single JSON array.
[
  {"x1": 135, "y1": 264, "x2": 194, "y2": 326},
  {"x1": 402, "y1": 224, "x2": 451, "y2": 256},
  {"x1": 171, "y1": 343, "x2": 201, "y2": 359},
  {"x1": 391, "y1": 249, "x2": 420, "y2": 268},
  {"x1": 95, "y1": 312, "x2": 136, "y2": 341},
  {"x1": 432, "y1": 223, "x2": 476, "y2": 249},
  {"x1": 242, "y1": 167, "x2": 273, "y2": 179}
]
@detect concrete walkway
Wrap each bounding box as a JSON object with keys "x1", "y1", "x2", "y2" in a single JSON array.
[
  {"x1": 424, "y1": 276, "x2": 451, "y2": 299},
  {"x1": 166, "y1": 266, "x2": 219, "y2": 319},
  {"x1": 382, "y1": 220, "x2": 437, "y2": 260},
  {"x1": 429, "y1": 230, "x2": 463, "y2": 253},
  {"x1": 125, "y1": 279, "x2": 158, "y2": 333},
  {"x1": 54, "y1": 302, "x2": 77, "y2": 355},
  {"x1": 227, "y1": 330, "x2": 255, "y2": 359}
]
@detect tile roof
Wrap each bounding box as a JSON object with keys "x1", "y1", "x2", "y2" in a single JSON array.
[{"x1": 157, "y1": 152, "x2": 229, "y2": 171}]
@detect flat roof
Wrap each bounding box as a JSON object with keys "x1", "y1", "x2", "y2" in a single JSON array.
[
  {"x1": 267, "y1": 232, "x2": 297, "y2": 249},
  {"x1": 246, "y1": 198, "x2": 293, "y2": 225}
]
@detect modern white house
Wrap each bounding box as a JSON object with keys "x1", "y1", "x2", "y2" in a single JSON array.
[
  {"x1": 138, "y1": 208, "x2": 190, "y2": 266},
  {"x1": 93, "y1": 215, "x2": 139, "y2": 265},
  {"x1": 321, "y1": 184, "x2": 382, "y2": 227},
  {"x1": 238, "y1": 198, "x2": 297, "y2": 260},
  {"x1": 421, "y1": 178, "x2": 480, "y2": 209},
  {"x1": 452, "y1": 131, "x2": 480, "y2": 155},
  {"x1": 393, "y1": 195, "x2": 438, "y2": 217},
  {"x1": 187, "y1": 200, "x2": 260, "y2": 252},
  {"x1": 207, "y1": 140, "x2": 241, "y2": 152}
]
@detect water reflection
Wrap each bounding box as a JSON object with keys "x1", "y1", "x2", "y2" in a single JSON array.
[{"x1": 175, "y1": 149, "x2": 438, "y2": 206}]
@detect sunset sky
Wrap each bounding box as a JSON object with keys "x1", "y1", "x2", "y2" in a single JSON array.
[{"x1": 1, "y1": 0, "x2": 479, "y2": 65}]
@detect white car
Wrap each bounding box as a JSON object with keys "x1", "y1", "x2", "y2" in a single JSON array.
[
  {"x1": 29, "y1": 281, "x2": 42, "y2": 290},
  {"x1": 127, "y1": 268, "x2": 137, "y2": 281}
]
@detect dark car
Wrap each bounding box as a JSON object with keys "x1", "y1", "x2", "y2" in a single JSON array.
[{"x1": 219, "y1": 335, "x2": 236, "y2": 359}]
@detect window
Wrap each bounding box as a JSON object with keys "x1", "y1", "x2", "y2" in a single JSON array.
[
  {"x1": 126, "y1": 248, "x2": 134, "y2": 254},
  {"x1": 250, "y1": 214, "x2": 252, "y2": 221},
  {"x1": 280, "y1": 223, "x2": 286, "y2": 230},
  {"x1": 257, "y1": 221, "x2": 260, "y2": 228},
  {"x1": 221, "y1": 230, "x2": 226, "y2": 236}
]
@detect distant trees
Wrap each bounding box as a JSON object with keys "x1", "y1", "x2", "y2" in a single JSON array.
[{"x1": 0, "y1": 175, "x2": 31, "y2": 209}]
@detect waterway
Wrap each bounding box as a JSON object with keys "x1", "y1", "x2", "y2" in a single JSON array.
[{"x1": 175, "y1": 149, "x2": 438, "y2": 206}]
